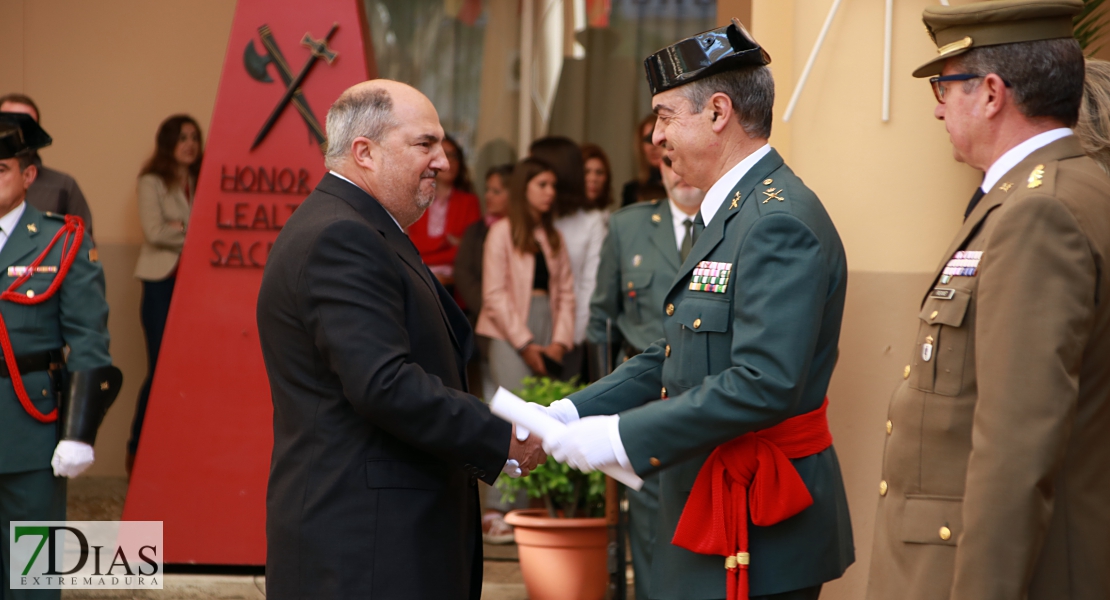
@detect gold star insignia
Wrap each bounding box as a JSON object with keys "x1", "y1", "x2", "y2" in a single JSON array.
[
  {"x1": 26, "y1": 223, "x2": 37, "y2": 233},
  {"x1": 651, "y1": 214, "x2": 662, "y2": 223},
  {"x1": 1028, "y1": 165, "x2": 1045, "y2": 189},
  {"x1": 999, "y1": 182, "x2": 1013, "y2": 192}
]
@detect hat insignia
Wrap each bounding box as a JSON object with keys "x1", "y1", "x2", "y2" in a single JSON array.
[{"x1": 938, "y1": 36, "x2": 973, "y2": 56}]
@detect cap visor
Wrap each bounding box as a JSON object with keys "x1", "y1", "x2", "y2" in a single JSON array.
[{"x1": 912, "y1": 49, "x2": 970, "y2": 78}]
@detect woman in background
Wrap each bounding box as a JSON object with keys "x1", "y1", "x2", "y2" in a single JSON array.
[
  {"x1": 455, "y1": 164, "x2": 514, "y2": 327},
  {"x1": 530, "y1": 137, "x2": 607, "y2": 379},
  {"x1": 582, "y1": 143, "x2": 614, "y2": 211},
  {"x1": 476, "y1": 157, "x2": 574, "y2": 390},
  {"x1": 1077, "y1": 58, "x2": 1110, "y2": 174},
  {"x1": 407, "y1": 133, "x2": 482, "y2": 283},
  {"x1": 128, "y1": 114, "x2": 203, "y2": 473},
  {"x1": 621, "y1": 113, "x2": 666, "y2": 206}
]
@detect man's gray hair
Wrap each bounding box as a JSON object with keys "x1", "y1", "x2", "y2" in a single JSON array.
[
  {"x1": 957, "y1": 38, "x2": 1084, "y2": 127},
  {"x1": 324, "y1": 87, "x2": 399, "y2": 169},
  {"x1": 680, "y1": 66, "x2": 774, "y2": 140}
]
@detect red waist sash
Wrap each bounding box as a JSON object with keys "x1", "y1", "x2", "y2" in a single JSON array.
[{"x1": 671, "y1": 398, "x2": 833, "y2": 600}]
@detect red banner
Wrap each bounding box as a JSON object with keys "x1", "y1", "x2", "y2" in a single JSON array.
[{"x1": 122, "y1": 0, "x2": 375, "y2": 565}]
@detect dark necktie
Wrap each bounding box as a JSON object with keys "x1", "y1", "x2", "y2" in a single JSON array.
[
  {"x1": 964, "y1": 187, "x2": 985, "y2": 221},
  {"x1": 694, "y1": 212, "x2": 705, "y2": 243},
  {"x1": 680, "y1": 218, "x2": 694, "y2": 262}
]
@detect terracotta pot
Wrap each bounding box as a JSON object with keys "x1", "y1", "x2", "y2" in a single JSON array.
[{"x1": 504, "y1": 508, "x2": 608, "y2": 600}]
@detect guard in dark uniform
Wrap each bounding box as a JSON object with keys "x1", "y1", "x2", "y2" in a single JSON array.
[
  {"x1": 588, "y1": 157, "x2": 705, "y2": 599},
  {"x1": 0, "y1": 113, "x2": 121, "y2": 600},
  {"x1": 541, "y1": 21, "x2": 853, "y2": 600}
]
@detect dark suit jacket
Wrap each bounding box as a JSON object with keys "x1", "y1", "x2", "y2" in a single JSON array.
[
  {"x1": 257, "y1": 174, "x2": 512, "y2": 599},
  {"x1": 27, "y1": 157, "x2": 94, "y2": 239}
]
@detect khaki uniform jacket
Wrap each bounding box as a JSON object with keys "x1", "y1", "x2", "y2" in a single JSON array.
[
  {"x1": 867, "y1": 137, "x2": 1110, "y2": 600},
  {"x1": 133, "y1": 173, "x2": 191, "y2": 281}
]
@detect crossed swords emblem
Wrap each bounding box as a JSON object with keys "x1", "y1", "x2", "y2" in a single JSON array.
[{"x1": 243, "y1": 23, "x2": 339, "y2": 151}]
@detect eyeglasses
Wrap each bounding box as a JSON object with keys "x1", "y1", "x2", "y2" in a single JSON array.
[{"x1": 929, "y1": 73, "x2": 1012, "y2": 103}]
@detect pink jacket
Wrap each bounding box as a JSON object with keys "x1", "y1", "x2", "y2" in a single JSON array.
[{"x1": 475, "y1": 219, "x2": 575, "y2": 350}]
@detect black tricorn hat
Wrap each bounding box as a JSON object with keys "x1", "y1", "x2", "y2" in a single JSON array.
[
  {"x1": 0, "y1": 112, "x2": 52, "y2": 161},
  {"x1": 644, "y1": 18, "x2": 771, "y2": 96}
]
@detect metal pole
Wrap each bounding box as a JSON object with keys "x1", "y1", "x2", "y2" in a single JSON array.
[
  {"x1": 882, "y1": 0, "x2": 893, "y2": 122},
  {"x1": 603, "y1": 317, "x2": 626, "y2": 599},
  {"x1": 783, "y1": 0, "x2": 846, "y2": 122},
  {"x1": 518, "y1": 0, "x2": 535, "y2": 154}
]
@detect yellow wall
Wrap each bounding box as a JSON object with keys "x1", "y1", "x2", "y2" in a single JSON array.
[{"x1": 1, "y1": 0, "x2": 236, "y2": 476}]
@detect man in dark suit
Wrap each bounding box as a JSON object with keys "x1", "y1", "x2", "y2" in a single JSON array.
[{"x1": 257, "y1": 80, "x2": 544, "y2": 600}]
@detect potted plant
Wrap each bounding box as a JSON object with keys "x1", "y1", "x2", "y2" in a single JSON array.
[{"x1": 497, "y1": 377, "x2": 610, "y2": 600}]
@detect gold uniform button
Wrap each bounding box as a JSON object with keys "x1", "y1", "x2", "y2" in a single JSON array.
[
  {"x1": 649, "y1": 457, "x2": 661, "y2": 467},
  {"x1": 41, "y1": 389, "x2": 48, "y2": 397},
  {"x1": 939, "y1": 526, "x2": 951, "y2": 541},
  {"x1": 886, "y1": 420, "x2": 893, "y2": 435},
  {"x1": 26, "y1": 290, "x2": 34, "y2": 298},
  {"x1": 661, "y1": 387, "x2": 667, "y2": 398},
  {"x1": 930, "y1": 310, "x2": 939, "y2": 320},
  {"x1": 693, "y1": 318, "x2": 702, "y2": 329},
  {"x1": 879, "y1": 480, "x2": 888, "y2": 496},
  {"x1": 665, "y1": 344, "x2": 671, "y2": 357},
  {"x1": 666, "y1": 303, "x2": 675, "y2": 316},
  {"x1": 627, "y1": 281, "x2": 634, "y2": 289},
  {"x1": 903, "y1": 365, "x2": 911, "y2": 379}
]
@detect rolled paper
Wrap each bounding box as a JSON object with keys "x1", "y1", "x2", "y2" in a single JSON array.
[{"x1": 490, "y1": 387, "x2": 644, "y2": 491}]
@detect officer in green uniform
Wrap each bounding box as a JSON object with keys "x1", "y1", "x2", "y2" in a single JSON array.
[
  {"x1": 539, "y1": 22, "x2": 854, "y2": 600},
  {"x1": 587, "y1": 157, "x2": 705, "y2": 599},
  {"x1": 0, "y1": 113, "x2": 120, "y2": 600}
]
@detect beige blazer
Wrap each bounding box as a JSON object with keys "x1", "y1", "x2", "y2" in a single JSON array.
[
  {"x1": 475, "y1": 219, "x2": 575, "y2": 350},
  {"x1": 867, "y1": 137, "x2": 1110, "y2": 600},
  {"x1": 133, "y1": 173, "x2": 191, "y2": 281}
]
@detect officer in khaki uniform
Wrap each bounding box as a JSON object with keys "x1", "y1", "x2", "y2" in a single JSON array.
[
  {"x1": 587, "y1": 157, "x2": 705, "y2": 599},
  {"x1": 0, "y1": 113, "x2": 121, "y2": 600},
  {"x1": 540, "y1": 21, "x2": 854, "y2": 600},
  {"x1": 867, "y1": 2, "x2": 1110, "y2": 600}
]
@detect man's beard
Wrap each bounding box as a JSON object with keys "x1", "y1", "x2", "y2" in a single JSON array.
[{"x1": 414, "y1": 170, "x2": 437, "y2": 209}]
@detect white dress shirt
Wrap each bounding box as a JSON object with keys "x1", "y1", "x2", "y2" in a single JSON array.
[
  {"x1": 700, "y1": 144, "x2": 772, "y2": 226},
  {"x1": 980, "y1": 128, "x2": 1073, "y2": 192},
  {"x1": 0, "y1": 202, "x2": 28, "y2": 255}
]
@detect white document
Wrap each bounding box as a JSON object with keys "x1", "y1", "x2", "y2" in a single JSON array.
[{"x1": 490, "y1": 387, "x2": 644, "y2": 491}]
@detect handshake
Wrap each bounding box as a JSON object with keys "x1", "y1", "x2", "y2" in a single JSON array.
[{"x1": 501, "y1": 397, "x2": 628, "y2": 481}]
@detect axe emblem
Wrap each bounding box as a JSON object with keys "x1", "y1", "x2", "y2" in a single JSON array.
[{"x1": 243, "y1": 23, "x2": 338, "y2": 152}]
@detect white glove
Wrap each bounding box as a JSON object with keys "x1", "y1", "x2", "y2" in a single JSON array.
[
  {"x1": 501, "y1": 459, "x2": 522, "y2": 478},
  {"x1": 516, "y1": 399, "x2": 580, "y2": 440},
  {"x1": 543, "y1": 415, "x2": 621, "y2": 473},
  {"x1": 51, "y1": 440, "x2": 95, "y2": 478}
]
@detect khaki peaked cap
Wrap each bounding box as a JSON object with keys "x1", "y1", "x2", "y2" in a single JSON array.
[{"x1": 914, "y1": 0, "x2": 1082, "y2": 78}]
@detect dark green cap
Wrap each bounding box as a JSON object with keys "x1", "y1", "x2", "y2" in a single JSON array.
[
  {"x1": 914, "y1": 0, "x2": 1082, "y2": 78},
  {"x1": 0, "y1": 112, "x2": 51, "y2": 161},
  {"x1": 644, "y1": 18, "x2": 770, "y2": 96}
]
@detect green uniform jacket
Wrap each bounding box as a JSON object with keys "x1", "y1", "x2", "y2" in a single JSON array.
[
  {"x1": 0, "y1": 205, "x2": 111, "y2": 474},
  {"x1": 588, "y1": 199, "x2": 683, "y2": 352},
  {"x1": 569, "y1": 149, "x2": 854, "y2": 599}
]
